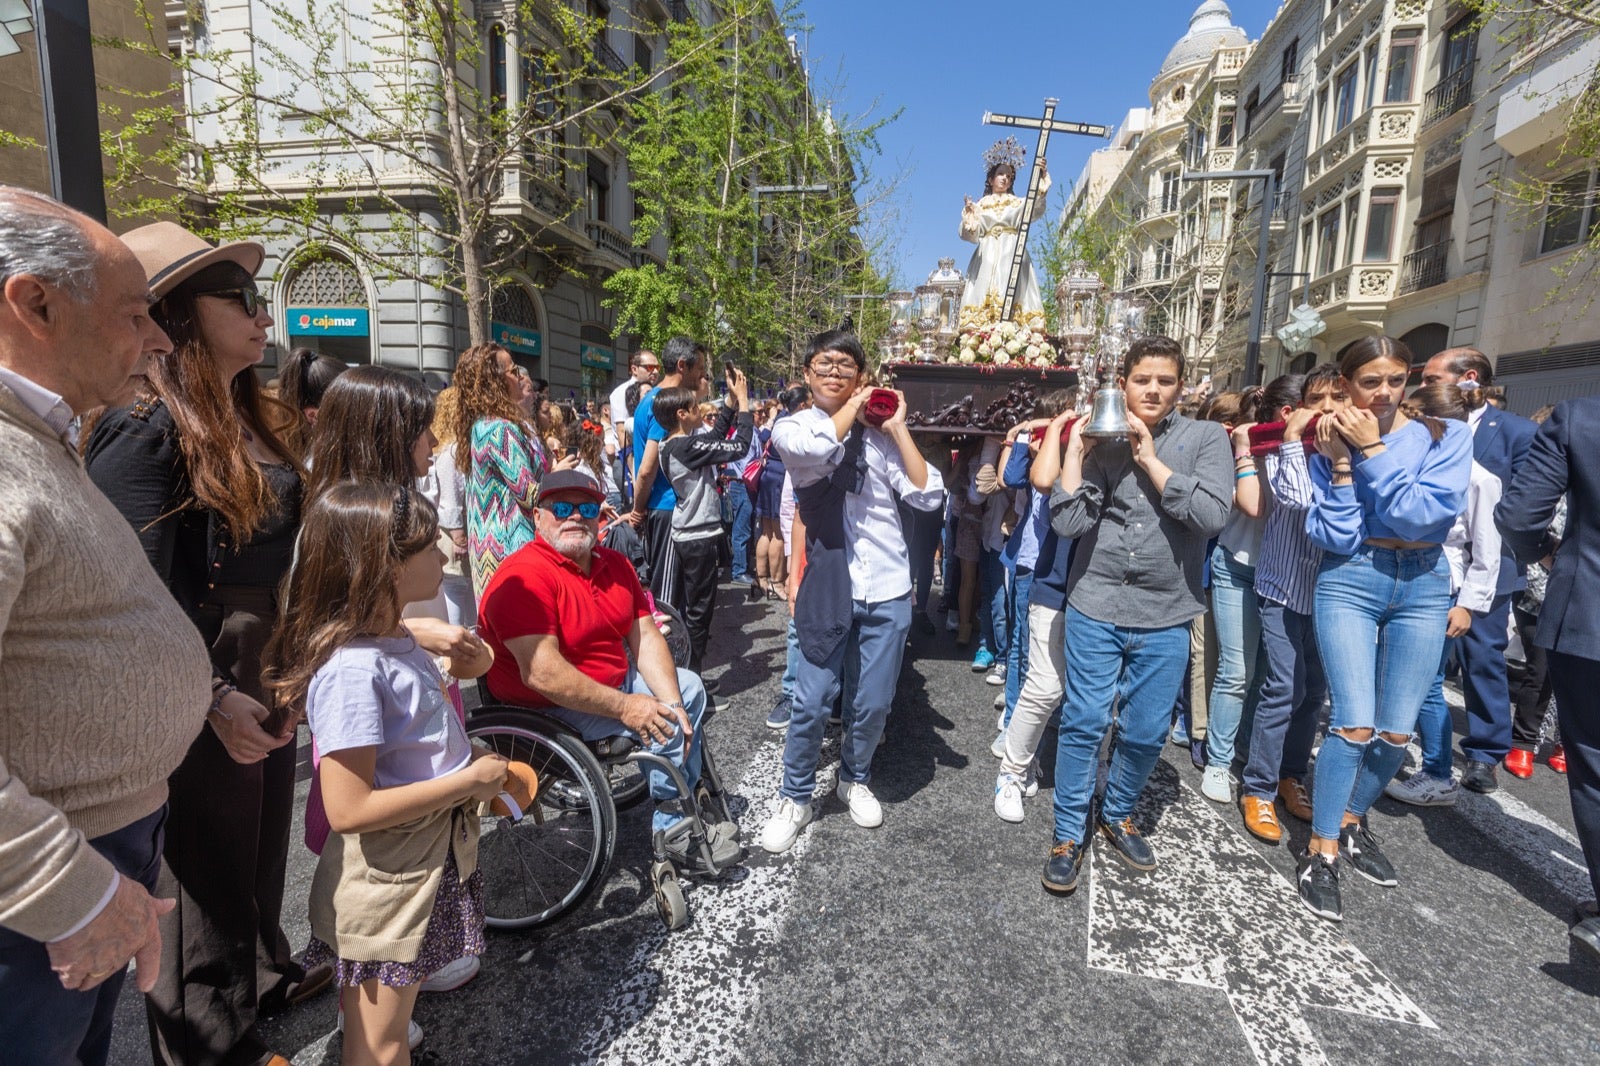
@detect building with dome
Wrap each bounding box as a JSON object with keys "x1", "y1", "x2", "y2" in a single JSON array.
[{"x1": 1064, "y1": 0, "x2": 1600, "y2": 408}]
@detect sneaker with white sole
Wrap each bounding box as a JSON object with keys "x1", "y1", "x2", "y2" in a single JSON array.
[
  {"x1": 337, "y1": 1009, "x2": 424, "y2": 1050},
  {"x1": 419, "y1": 954, "x2": 479, "y2": 994},
  {"x1": 1383, "y1": 770, "x2": 1459, "y2": 807},
  {"x1": 760, "y1": 797, "x2": 814, "y2": 854},
  {"x1": 990, "y1": 729, "x2": 1008, "y2": 759},
  {"x1": 836, "y1": 780, "x2": 883, "y2": 828},
  {"x1": 1200, "y1": 764, "x2": 1234, "y2": 803},
  {"x1": 1022, "y1": 761, "x2": 1042, "y2": 798},
  {"x1": 994, "y1": 773, "x2": 1025, "y2": 823},
  {"x1": 993, "y1": 692, "x2": 1006, "y2": 712},
  {"x1": 985, "y1": 662, "x2": 1006, "y2": 686}
]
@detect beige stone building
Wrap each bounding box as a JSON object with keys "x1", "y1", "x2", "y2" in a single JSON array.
[{"x1": 1065, "y1": 0, "x2": 1600, "y2": 411}]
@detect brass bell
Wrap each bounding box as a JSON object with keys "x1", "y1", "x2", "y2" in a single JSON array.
[{"x1": 1081, "y1": 387, "x2": 1132, "y2": 439}]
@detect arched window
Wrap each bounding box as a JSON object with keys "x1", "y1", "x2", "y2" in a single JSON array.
[
  {"x1": 1399, "y1": 323, "x2": 1450, "y2": 365},
  {"x1": 283, "y1": 252, "x2": 371, "y2": 365},
  {"x1": 490, "y1": 284, "x2": 543, "y2": 374}
]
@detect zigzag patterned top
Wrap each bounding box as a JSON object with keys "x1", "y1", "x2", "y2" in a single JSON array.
[{"x1": 466, "y1": 416, "x2": 548, "y2": 591}]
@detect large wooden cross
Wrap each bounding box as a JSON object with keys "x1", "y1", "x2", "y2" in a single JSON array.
[{"x1": 983, "y1": 99, "x2": 1110, "y2": 321}]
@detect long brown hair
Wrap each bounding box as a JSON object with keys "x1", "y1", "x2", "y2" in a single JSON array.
[
  {"x1": 305, "y1": 366, "x2": 435, "y2": 501},
  {"x1": 567, "y1": 414, "x2": 605, "y2": 473},
  {"x1": 262, "y1": 480, "x2": 440, "y2": 720},
  {"x1": 452, "y1": 343, "x2": 528, "y2": 472},
  {"x1": 146, "y1": 284, "x2": 300, "y2": 541},
  {"x1": 1405, "y1": 383, "x2": 1468, "y2": 423},
  {"x1": 277, "y1": 347, "x2": 349, "y2": 460}
]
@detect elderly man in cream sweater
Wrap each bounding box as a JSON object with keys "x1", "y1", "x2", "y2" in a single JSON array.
[{"x1": 0, "y1": 187, "x2": 213, "y2": 1065}]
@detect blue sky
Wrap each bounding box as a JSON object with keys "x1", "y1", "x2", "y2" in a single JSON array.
[{"x1": 791, "y1": 0, "x2": 1286, "y2": 287}]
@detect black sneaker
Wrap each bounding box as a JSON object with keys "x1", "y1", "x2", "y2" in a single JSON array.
[
  {"x1": 1097, "y1": 817, "x2": 1158, "y2": 872},
  {"x1": 765, "y1": 696, "x2": 793, "y2": 731},
  {"x1": 1338, "y1": 821, "x2": 1397, "y2": 886},
  {"x1": 1042, "y1": 840, "x2": 1087, "y2": 894},
  {"x1": 1297, "y1": 851, "x2": 1343, "y2": 921}
]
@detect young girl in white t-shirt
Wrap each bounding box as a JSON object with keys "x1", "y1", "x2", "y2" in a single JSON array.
[{"x1": 264, "y1": 481, "x2": 503, "y2": 1064}]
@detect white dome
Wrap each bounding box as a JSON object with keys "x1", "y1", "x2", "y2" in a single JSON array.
[{"x1": 1159, "y1": 0, "x2": 1247, "y2": 76}]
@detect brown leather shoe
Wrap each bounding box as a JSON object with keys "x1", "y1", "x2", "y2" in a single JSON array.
[
  {"x1": 1277, "y1": 777, "x2": 1313, "y2": 823},
  {"x1": 1240, "y1": 796, "x2": 1283, "y2": 844},
  {"x1": 284, "y1": 962, "x2": 334, "y2": 1006}
]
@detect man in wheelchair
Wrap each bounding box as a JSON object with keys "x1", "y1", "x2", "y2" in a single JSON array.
[{"x1": 477, "y1": 470, "x2": 741, "y2": 873}]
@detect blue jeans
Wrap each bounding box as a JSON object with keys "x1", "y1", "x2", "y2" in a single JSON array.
[
  {"x1": 979, "y1": 548, "x2": 1009, "y2": 662},
  {"x1": 1416, "y1": 629, "x2": 1461, "y2": 780},
  {"x1": 1242, "y1": 600, "x2": 1326, "y2": 799},
  {"x1": 1053, "y1": 607, "x2": 1191, "y2": 844},
  {"x1": 0, "y1": 806, "x2": 166, "y2": 1066},
  {"x1": 546, "y1": 666, "x2": 707, "y2": 834},
  {"x1": 783, "y1": 595, "x2": 912, "y2": 800},
  {"x1": 1311, "y1": 544, "x2": 1451, "y2": 840},
  {"x1": 1003, "y1": 567, "x2": 1035, "y2": 723},
  {"x1": 781, "y1": 615, "x2": 800, "y2": 700},
  {"x1": 1206, "y1": 545, "x2": 1261, "y2": 771},
  {"x1": 726, "y1": 480, "x2": 753, "y2": 582}
]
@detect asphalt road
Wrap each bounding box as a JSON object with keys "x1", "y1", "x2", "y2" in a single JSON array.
[{"x1": 112, "y1": 583, "x2": 1600, "y2": 1065}]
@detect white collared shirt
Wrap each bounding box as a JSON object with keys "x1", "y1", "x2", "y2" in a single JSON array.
[
  {"x1": 0, "y1": 365, "x2": 77, "y2": 444},
  {"x1": 1468, "y1": 403, "x2": 1486, "y2": 435},
  {"x1": 771, "y1": 406, "x2": 944, "y2": 603}
]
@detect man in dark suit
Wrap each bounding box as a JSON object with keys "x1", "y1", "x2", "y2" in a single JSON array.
[
  {"x1": 1423, "y1": 348, "x2": 1539, "y2": 791},
  {"x1": 1496, "y1": 395, "x2": 1600, "y2": 959}
]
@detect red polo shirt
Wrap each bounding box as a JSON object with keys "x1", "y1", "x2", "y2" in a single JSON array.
[{"x1": 478, "y1": 536, "x2": 652, "y2": 708}]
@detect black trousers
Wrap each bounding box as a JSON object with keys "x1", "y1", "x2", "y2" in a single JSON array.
[
  {"x1": 146, "y1": 589, "x2": 300, "y2": 1066},
  {"x1": 644, "y1": 508, "x2": 682, "y2": 607},
  {"x1": 675, "y1": 535, "x2": 722, "y2": 672},
  {"x1": 1550, "y1": 649, "x2": 1600, "y2": 904},
  {"x1": 1510, "y1": 605, "x2": 1554, "y2": 747}
]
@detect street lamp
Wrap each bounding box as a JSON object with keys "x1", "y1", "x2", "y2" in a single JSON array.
[
  {"x1": 1181, "y1": 168, "x2": 1276, "y2": 388},
  {"x1": 751, "y1": 183, "x2": 830, "y2": 282}
]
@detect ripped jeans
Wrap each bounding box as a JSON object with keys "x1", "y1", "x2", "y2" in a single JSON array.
[{"x1": 1311, "y1": 543, "x2": 1451, "y2": 841}]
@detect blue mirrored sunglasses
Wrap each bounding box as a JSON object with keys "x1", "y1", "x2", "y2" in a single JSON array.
[{"x1": 544, "y1": 500, "x2": 601, "y2": 520}]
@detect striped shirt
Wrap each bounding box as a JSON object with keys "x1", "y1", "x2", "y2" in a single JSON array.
[{"x1": 1254, "y1": 441, "x2": 1322, "y2": 615}]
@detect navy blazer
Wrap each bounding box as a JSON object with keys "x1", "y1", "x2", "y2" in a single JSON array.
[
  {"x1": 1495, "y1": 396, "x2": 1600, "y2": 662},
  {"x1": 1473, "y1": 404, "x2": 1538, "y2": 595}
]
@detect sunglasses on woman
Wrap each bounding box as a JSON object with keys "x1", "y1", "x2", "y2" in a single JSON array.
[
  {"x1": 543, "y1": 500, "x2": 601, "y2": 520},
  {"x1": 196, "y1": 287, "x2": 268, "y2": 317}
]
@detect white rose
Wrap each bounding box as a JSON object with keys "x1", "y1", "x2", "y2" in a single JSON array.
[
  {"x1": 1006, "y1": 339, "x2": 1024, "y2": 355},
  {"x1": 1026, "y1": 344, "x2": 1040, "y2": 360},
  {"x1": 959, "y1": 350, "x2": 977, "y2": 364},
  {"x1": 993, "y1": 351, "x2": 1012, "y2": 366}
]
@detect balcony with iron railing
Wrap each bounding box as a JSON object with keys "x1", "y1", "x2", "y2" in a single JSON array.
[
  {"x1": 1421, "y1": 64, "x2": 1473, "y2": 132},
  {"x1": 1399, "y1": 240, "x2": 1451, "y2": 294},
  {"x1": 592, "y1": 37, "x2": 626, "y2": 75}
]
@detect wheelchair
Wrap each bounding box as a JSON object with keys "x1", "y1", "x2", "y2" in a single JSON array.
[{"x1": 466, "y1": 601, "x2": 743, "y2": 932}]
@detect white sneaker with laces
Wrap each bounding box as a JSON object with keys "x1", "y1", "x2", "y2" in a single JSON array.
[
  {"x1": 1383, "y1": 770, "x2": 1459, "y2": 807},
  {"x1": 836, "y1": 780, "x2": 883, "y2": 828},
  {"x1": 985, "y1": 663, "x2": 1006, "y2": 686},
  {"x1": 994, "y1": 773, "x2": 1025, "y2": 823},
  {"x1": 1200, "y1": 764, "x2": 1234, "y2": 803},
  {"x1": 419, "y1": 953, "x2": 479, "y2": 994},
  {"x1": 1022, "y1": 760, "x2": 1042, "y2": 798},
  {"x1": 760, "y1": 797, "x2": 814, "y2": 853},
  {"x1": 990, "y1": 729, "x2": 1008, "y2": 759}
]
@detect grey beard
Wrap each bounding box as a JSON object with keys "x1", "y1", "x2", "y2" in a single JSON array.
[{"x1": 552, "y1": 531, "x2": 596, "y2": 560}]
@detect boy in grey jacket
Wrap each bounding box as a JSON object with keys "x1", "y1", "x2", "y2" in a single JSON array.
[{"x1": 658, "y1": 366, "x2": 754, "y2": 675}]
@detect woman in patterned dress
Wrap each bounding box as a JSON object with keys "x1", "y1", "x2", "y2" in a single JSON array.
[{"x1": 452, "y1": 344, "x2": 574, "y2": 590}]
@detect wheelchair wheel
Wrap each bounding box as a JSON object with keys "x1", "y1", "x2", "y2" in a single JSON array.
[
  {"x1": 651, "y1": 861, "x2": 689, "y2": 931},
  {"x1": 467, "y1": 712, "x2": 617, "y2": 930},
  {"x1": 605, "y1": 760, "x2": 650, "y2": 810}
]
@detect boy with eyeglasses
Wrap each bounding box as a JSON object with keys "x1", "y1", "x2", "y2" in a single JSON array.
[
  {"x1": 657, "y1": 367, "x2": 754, "y2": 678},
  {"x1": 760, "y1": 331, "x2": 945, "y2": 853}
]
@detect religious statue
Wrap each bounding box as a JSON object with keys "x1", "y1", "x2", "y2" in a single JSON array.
[{"x1": 958, "y1": 136, "x2": 1050, "y2": 334}]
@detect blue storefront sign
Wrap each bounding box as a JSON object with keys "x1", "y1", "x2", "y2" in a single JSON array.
[
  {"x1": 287, "y1": 307, "x2": 369, "y2": 337},
  {"x1": 580, "y1": 343, "x2": 614, "y2": 371},
  {"x1": 492, "y1": 321, "x2": 543, "y2": 357}
]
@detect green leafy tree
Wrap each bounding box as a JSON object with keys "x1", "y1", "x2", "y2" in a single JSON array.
[{"x1": 602, "y1": 0, "x2": 895, "y2": 377}]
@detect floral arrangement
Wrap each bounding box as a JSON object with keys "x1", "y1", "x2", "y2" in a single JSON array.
[{"x1": 954, "y1": 296, "x2": 1057, "y2": 367}]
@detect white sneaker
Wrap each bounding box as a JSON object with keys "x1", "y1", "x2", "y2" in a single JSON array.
[
  {"x1": 993, "y1": 692, "x2": 1006, "y2": 712},
  {"x1": 994, "y1": 773, "x2": 1025, "y2": 823},
  {"x1": 1383, "y1": 770, "x2": 1460, "y2": 807},
  {"x1": 337, "y1": 1009, "x2": 424, "y2": 1050},
  {"x1": 1022, "y1": 760, "x2": 1041, "y2": 798},
  {"x1": 836, "y1": 780, "x2": 883, "y2": 828},
  {"x1": 419, "y1": 953, "x2": 479, "y2": 993},
  {"x1": 985, "y1": 663, "x2": 1006, "y2": 686},
  {"x1": 760, "y1": 797, "x2": 814, "y2": 853},
  {"x1": 1200, "y1": 764, "x2": 1234, "y2": 803},
  {"x1": 990, "y1": 729, "x2": 1008, "y2": 759}
]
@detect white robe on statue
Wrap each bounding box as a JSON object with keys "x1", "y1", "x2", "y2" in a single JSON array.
[{"x1": 958, "y1": 172, "x2": 1051, "y2": 321}]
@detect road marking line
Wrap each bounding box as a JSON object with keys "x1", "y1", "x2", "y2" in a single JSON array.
[
  {"x1": 1089, "y1": 770, "x2": 1435, "y2": 1066},
  {"x1": 582, "y1": 734, "x2": 842, "y2": 1066}
]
